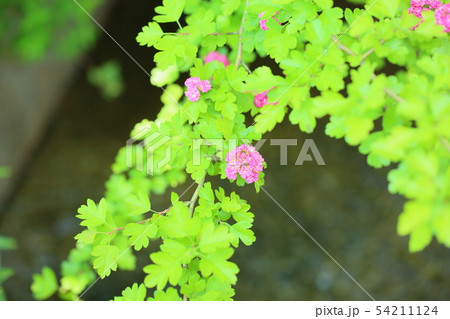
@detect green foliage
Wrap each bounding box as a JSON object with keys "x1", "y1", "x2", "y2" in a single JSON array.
[
  {"x1": 31, "y1": 267, "x2": 58, "y2": 300},
  {"x1": 87, "y1": 60, "x2": 125, "y2": 100},
  {"x1": 0, "y1": 235, "x2": 16, "y2": 300},
  {"x1": 0, "y1": 0, "x2": 103, "y2": 61},
  {"x1": 114, "y1": 283, "x2": 147, "y2": 301},
  {"x1": 0, "y1": 167, "x2": 10, "y2": 179},
  {"x1": 31, "y1": 0, "x2": 450, "y2": 301}
]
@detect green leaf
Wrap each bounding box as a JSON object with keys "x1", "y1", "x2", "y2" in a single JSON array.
[
  {"x1": 289, "y1": 98, "x2": 316, "y2": 133},
  {"x1": 124, "y1": 191, "x2": 151, "y2": 216},
  {"x1": 228, "y1": 221, "x2": 256, "y2": 246},
  {"x1": 397, "y1": 201, "x2": 432, "y2": 236},
  {"x1": 264, "y1": 31, "x2": 297, "y2": 62},
  {"x1": 0, "y1": 235, "x2": 17, "y2": 250},
  {"x1": 31, "y1": 267, "x2": 58, "y2": 300},
  {"x1": 123, "y1": 222, "x2": 158, "y2": 251},
  {"x1": 254, "y1": 105, "x2": 287, "y2": 134},
  {"x1": 144, "y1": 251, "x2": 183, "y2": 290},
  {"x1": 149, "y1": 287, "x2": 182, "y2": 301},
  {"x1": 0, "y1": 268, "x2": 14, "y2": 286},
  {"x1": 409, "y1": 224, "x2": 433, "y2": 253},
  {"x1": 154, "y1": 0, "x2": 185, "y2": 23},
  {"x1": 221, "y1": 0, "x2": 241, "y2": 15},
  {"x1": 76, "y1": 198, "x2": 109, "y2": 229},
  {"x1": 198, "y1": 223, "x2": 232, "y2": 254},
  {"x1": 199, "y1": 182, "x2": 215, "y2": 203},
  {"x1": 367, "y1": 0, "x2": 401, "y2": 19},
  {"x1": 159, "y1": 202, "x2": 200, "y2": 238},
  {"x1": 214, "y1": 117, "x2": 234, "y2": 139},
  {"x1": 199, "y1": 248, "x2": 239, "y2": 284},
  {"x1": 190, "y1": 276, "x2": 235, "y2": 301},
  {"x1": 220, "y1": 192, "x2": 242, "y2": 213},
  {"x1": 114, "y1": 283, "x2": 147, "y2": 301},
  {"x1": 136, "y1": 22, "x2": 164, "y2": 47},
  {"x1": 91, "y1": 245, "x2": 120, "y2": 278}
]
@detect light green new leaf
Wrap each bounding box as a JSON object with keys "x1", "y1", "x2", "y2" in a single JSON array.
[
  {"x1": 31, "y1": 267, "x2": 58, "y2": 300},
  {"x1": 114, "y1": 283, "x2": 147, "y2": 301},
  {"x1": 264, "y1": 32, "x2": 297, "y2": 62},
  {"x1": 149, "y1": 287, "x2": 182, "y2": 301},
  {"x1": 76, "y1": 198, "x2": 108, "y2": 229},
  {"x1": 144, "y1": 251, "x2": 183, "y2": 290},
  {"x1": 198, "y1": 223, "x2": 232, "y2": 254},
  {"x1": 136, "y1": 22, "x2": 164, "y2": 47},
  {"x1": 154, "y1": 0, "x2": 185, "y2": 23},
  {"x1": 215, "y1": 117, "x2": 234, "y2": 139},
  {"x1": 159, "y1": 202, "x2": 200, "y2": 238},
  {"x1": 254, "y1": 105, "x2": 287, "y2": 134},
  {"x1": 229, "y1": 221, "x2": 256, "y2": 246},
  {"x1": 123, "y1": 222, "x2": 158, "y2": 251},
  {"x1": 0, "y1": 235, "x2": 17, "y2": 250},
  {"x1": 124, "y1": 191, "x2": 151, "y2": 215},
  {"x1": 199, "y1": 248, "x2": 239, "y2": 284},
  {"x1": 92, "y1": 245, "x2": 120, "y2": 278},
  {"x1": 408, "y1": 224, "x2": 433, "y2": 253},
  {"x1": 221, "y1": 0, "x2": 241, "y2": 15}
]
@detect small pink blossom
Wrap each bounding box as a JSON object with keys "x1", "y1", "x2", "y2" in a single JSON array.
[
  {"x1": 185, "y1": 77, "x2": 202, "y2": 90},
  {"x1": 198, "y1": 80, "x2": 211, "y2": 93},
  {"x1": 225, "y1": 145, "x2": 264, "y2": 184},
  {"x1": 258, "y1": 11, "x2": 281, "y2": 30},
  {"x1": 184, "y1": 77, "x2": 211, "y2": 102},
  {"x1": 204, "y1": 51, "x2": 230, "y2": 66},
  {"x1": 435, "y1": 3, "x2": 450, "y2": 32},
  {"x1": 253, "y1": 87, "x2": 277, "y2": 108},
  {"x1": 409, "y1": 0, "x2": 442, "y2": 18},
  {"x1": 185, "y1": 89, "x2": 200, "y2": 102},
  {"x1": 254, "y1": 91, "x2": 269, "y2": 108}
]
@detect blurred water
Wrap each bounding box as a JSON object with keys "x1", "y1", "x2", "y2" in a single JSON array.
[{"x1": 1, "y1": 0, "x2": 449, "y2": 301}]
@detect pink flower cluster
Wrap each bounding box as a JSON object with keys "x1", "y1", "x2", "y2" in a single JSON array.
[
  {"x1": 204, "y1": 51, "x2": 230, "y2": 66},
  {"x1": 409, "y1": 0, "x2": 442, "y2": 18},
  {"x1": 258, "y1": 11, "x2": 282, "y2": 30},
  {"x1": 408, "y1": 0, "x2": 450, "y2": 32},
  {"x1": 253, "y1": 87, "x2": 277, "y2": 108},
  {"x1": 184, "y1": 77, "x2": 211, "y2": 102},
  {"x1": 435, "y1": 4, "x2": 450, "y2": 32},
  {"x1": 225, "y1": 144, "x2": 264, "y2": 184}
]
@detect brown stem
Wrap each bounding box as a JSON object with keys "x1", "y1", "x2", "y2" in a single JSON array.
[{"x1": 107, "y1": 204, "x2": 185, "y2": 235}]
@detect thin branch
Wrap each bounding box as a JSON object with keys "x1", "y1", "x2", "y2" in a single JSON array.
[
  {"x1": 107, "y1": 202, "x2": 190, "y2": 235},
  {"x1": 176, "y1": 31, "x2": 241, "y2": 36},
  {"x1": 235, "y1": 0, "x2": 249, "y2": 68},
  {"x1": 361, "y1": 39, "x2": 385, "y2": 61},
  {"x1": 176, "y1": 20, "x2": 184, "y2": 32},
  {"x1": 439, "y1": 136, "x2": 450, "y2": 153},
  {"x1": 384, "y1": 87, "x2": 404, "y2": 103},
  {"x1": 241, "y1": 60, "x2": 252, "y2": 73},
  {"x1": 331, "y1": 35, "x2": 356, "y2": 56},
  {"x1": 182, "y1": 176, "x2": 206, "y2": 301},
  {"x1": 189, "y1": 176, "x2": 205, "y2": 217}
]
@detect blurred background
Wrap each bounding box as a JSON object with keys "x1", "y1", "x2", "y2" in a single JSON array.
[{"x1": 0, "y1": 0, "x2": 449, "y2": 301}]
